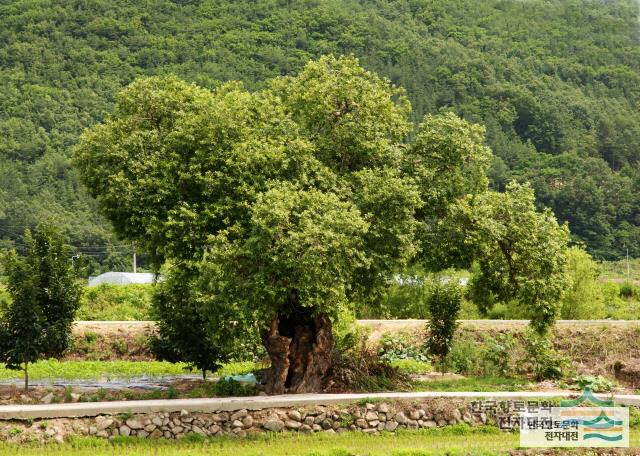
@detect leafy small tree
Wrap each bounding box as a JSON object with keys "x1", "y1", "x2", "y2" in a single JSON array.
[
  {"x1": 425, "y1": 280, "x2": 462, "y2": 372},
  {"x1": 0, "y1": 225, "x2": 83, "y2": 390},
  {"x1": 560, "y1": 247, "x2": 605, "y2": 319},
  {"x1": 150, "y1": 262, "x2": 255, "y2": 380},
  {"x1": 456, "y1": 182, "x2": 570, "y2": 334}
]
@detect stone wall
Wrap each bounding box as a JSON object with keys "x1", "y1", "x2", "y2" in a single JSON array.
[{"x1": 0, "y1": 398, "x2": 484, "y2": 443}]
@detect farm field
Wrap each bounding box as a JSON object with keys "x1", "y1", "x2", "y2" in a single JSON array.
[
  {"x1": 0, "y1": 428, "x2": 639, "y2": 456},
  {"x1": 0, "y1": 427, "x2": 538, "y2": 456},
  {"x1": 0, "y1": 360, "x2": 258, "y2": 383}
]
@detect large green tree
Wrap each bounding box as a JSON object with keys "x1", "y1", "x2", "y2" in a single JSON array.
[
  {"x1": 0, "y1": 224, "x2": 83, "y2": 389},
  {"x1": 459, "y1": 183, "x2": 570, "y2": 333},
  {"x1": 75, "y1": 56, "x2": 568, "y2": 392}
]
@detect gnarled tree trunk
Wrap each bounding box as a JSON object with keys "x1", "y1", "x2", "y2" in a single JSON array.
[{"x1": 260, "y1": 309, "x2": 333, "y2": 394}]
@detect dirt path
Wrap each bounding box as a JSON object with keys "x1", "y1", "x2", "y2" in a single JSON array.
[
  {"x1": 74, "y1": 319, "x2": 640, "y2": 339},
  {"x1": 73, "y1": 321, "x2": 154, "y2": 336}
]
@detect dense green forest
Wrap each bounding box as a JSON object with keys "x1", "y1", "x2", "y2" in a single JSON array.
[{"x1": 1, "y1": 0, "x2": 640, "y2": 269}]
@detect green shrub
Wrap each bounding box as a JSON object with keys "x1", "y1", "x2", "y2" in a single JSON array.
[
  {"x1": 444, "y1": 334, "x2": 518, "y2": 377},
  {"x1": 332, "y1": 340, "x2": 410, "y2": 392},
  {"x1": 425, "y1": 280, "x2": 462, "y2": 371},
  {"x1": 377, "y1": 268, "x2": 429, "y2": 319},
  {"x1": 520, "y1": 329, "x2": 569, "y2": 380},
  {"x1": 485, "y1": 300, "x2": 532, "y2": 320},
  {"x1": 482, "y1": 333, "x2": 516, "y2": 376},
  {"x1": 166, "y1": 385, "x2": 179, "y2": 399},
  {"x1": 443, "y1": 336, "x2": 483, "y2": 375},
  {"x1": 376, "y1": 268, "x2": 472, "y2": 320},
  {"x1": 560, "y1": 247, "x2": 605, "y2": 319},
  {"x1": 570, "y1": 374, "x2": 615, "y2": 393},
  {"x1": 333, "y1": 309, "x2": 369, "y2": 355},
  {"x1": 619, "y1": 282, "x2": 635, "y2": 298},
  {"x1": 603, "y1": 282, "x2": 640, "y2": 319},
  {"x1": 378, "y1": 332, "x2": 429, "y2": 362},
  {"x1": 203, "y1": 378, "x2": 256, "y2": 397},
  {"x1": 84, "y1": 331, "x2": 98, "y2": 344},
  {"x1": 78, "y1": 284, "x2": 153, "y2": 320},
  {"x1": 630, "y1": 407, "x2": 640, "y2": 429},
  {"x1": 111, "y1": 339, "x2": 128, "y2": 356},
  {"x1": 457, "y1": 297, "x2": 480, "y2": 319}
]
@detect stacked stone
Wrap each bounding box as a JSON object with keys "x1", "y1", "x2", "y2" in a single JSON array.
[{"x1": 0, "y1": 400, "x2": 486, "y2": 443}]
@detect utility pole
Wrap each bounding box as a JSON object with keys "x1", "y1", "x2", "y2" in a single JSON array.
[
  {"x1": 627, "y1": 245, "x2": 630, "y2": 282},
  {"x1": 133, "y1": 247, "x2": 137, "y2": 274}
]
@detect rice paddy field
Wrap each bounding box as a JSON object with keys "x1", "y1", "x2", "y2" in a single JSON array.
[
  {"x1": 0, "y1": 427, "x2": 521, "y2": 456},
  {"x1": 0, "y1": 360, "x2": 258, "y2": 383},
  {"x1": 1, "y1": 427, "x2": 639, "y2": 456}
]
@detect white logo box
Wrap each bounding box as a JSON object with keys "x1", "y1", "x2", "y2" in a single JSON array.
[{"x1": 520, "y1": 406, "x2": 629, "y2": 448}]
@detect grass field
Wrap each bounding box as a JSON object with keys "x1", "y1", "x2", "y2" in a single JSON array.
[
  {"x1": 599, "y1": 258, "x2": 640, "y2": 282},
  {"x1": 412, "y1": 376, "x2": 528, "y2": 392},
  {"x1": 0, "y1": 427, "x2": 520, "y2": 456},
  {"x1": 0, "y1": 360, "x2": 257, "y2": 382},
  {"x1": 1, "y1": 427, "x2": 639, "y2": 456}
]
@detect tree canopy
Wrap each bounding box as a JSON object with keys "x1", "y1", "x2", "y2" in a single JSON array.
[
  {"x1": 76, "y1": 56, "x2": 569, "y2": 391},
  {"x1": 460, "y1": 183, "x2": 570, "y2": 333}
]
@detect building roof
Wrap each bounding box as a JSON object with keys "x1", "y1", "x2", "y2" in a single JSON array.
[{"x1": 87, "y1": 272, "x2": 156, "y2": 286}]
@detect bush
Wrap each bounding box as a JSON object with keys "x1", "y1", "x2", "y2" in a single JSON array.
[
  {"x1": 376, "y1": 267, "x2": 429, "y2": 319},
  {"x1": 630, "y1": 407, "x2": 640, "y2": 429},
  {"x1": 458, "y1": 297, "x2": 481, "y2": 319},
  {"x1": 425, "y1": 280, "x2": 462, "y2": 370},
  {"x1": 560, "y1": 247, "x2": 605, "y2": 319},
  {"x1": 378, "y1": 332, "x2": 429, "y2": 362},
  {"x1": 78, "y1": 284, "x2": 153, "y2": 320},
  {"x1": 444, "y1": 333, "x2": 519, "y2": 377},
  {"x1": 619, "y1": 282, "x2": 637, "y2": 299},
  {"x1": 482, "y1": 333, "x2": 516, "y2": 377},
  {"x1": 486, "y1": 300, "x2": 532, "y2": 320},
  {"x1": 603, "y1": 282, "x2": 640, "y2": 319},
  {"x1": 520, "y1": 329, "x2": 570, "y2": 380},
  {"x1": 376, "y1": 270, "x2": 475, "y2": 320},
  {"x1": 444, "y1": 336, "x2": 482, "y2": 375},
  {"x1": 333, "y1": 309, "x2": 369, "y2": 354},
  {"x1": 210, "y1": 378, "x2": 256, "y2": 397},
  {"x1": 570, "y1": 374, "x2": 615, "y2": 393}
]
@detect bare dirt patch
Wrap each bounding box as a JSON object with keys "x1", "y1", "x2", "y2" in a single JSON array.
[{"x1": 67, "y1": 322, "x2": 154, "y2": 361}]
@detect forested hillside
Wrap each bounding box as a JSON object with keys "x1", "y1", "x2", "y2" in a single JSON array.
[{"x1": 1, "y1": 0, "x2": 640, "y2": 267}]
